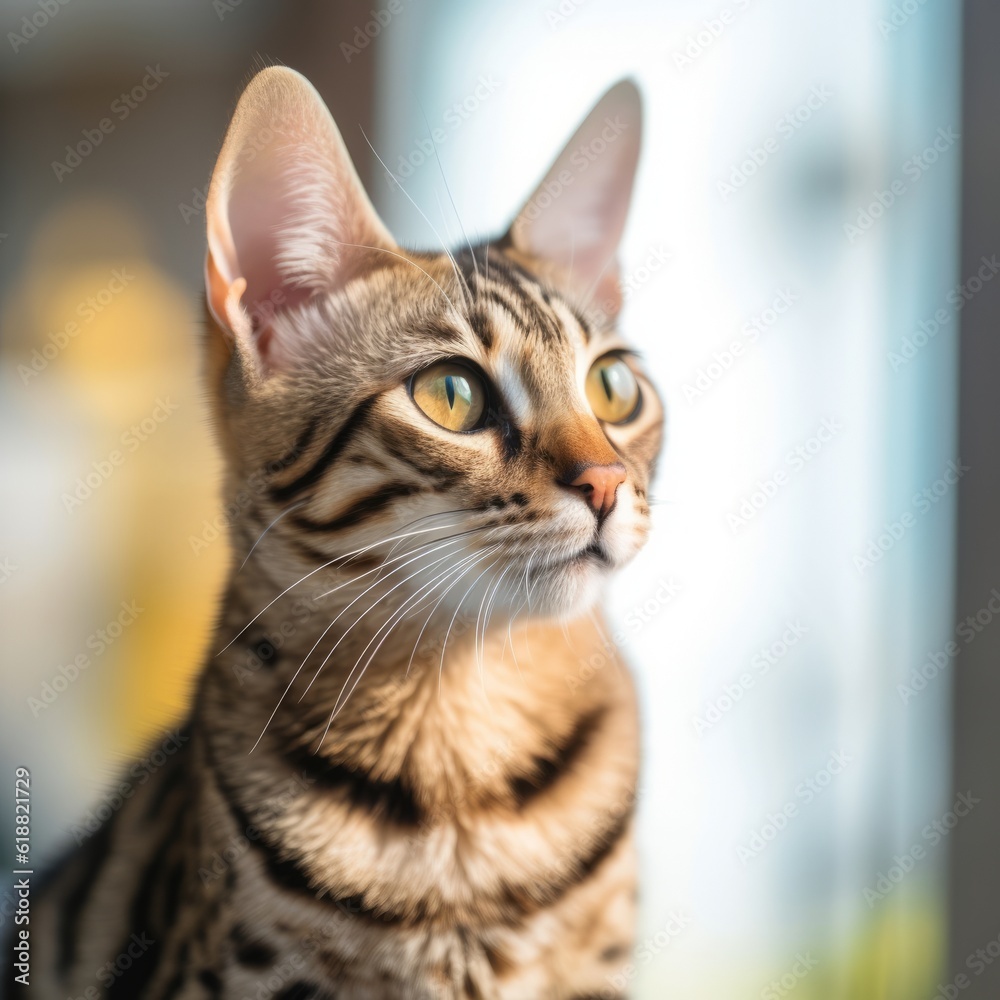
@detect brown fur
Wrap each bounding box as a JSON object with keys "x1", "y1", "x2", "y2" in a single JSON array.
[{"x1": 29, "y1": 68, "x2": 662, "y2": 999}]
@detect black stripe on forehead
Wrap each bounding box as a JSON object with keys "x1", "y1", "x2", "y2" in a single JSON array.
[
  {"x1": 482, "y1": 287, "x2": 533, "y2": 335},
  {"x1": 571, "y1": 306, "x2": 593, "y2": 343},
  {"x1": 467, "y1": 307, "x2": 495, "y2": 350},
  {"x1": 482, "y1": 254, "x2": 566, "y2": 346},
  {"x1": 422, "y1": 320, "x2": 465, "y2": 346},
  {"x1": 453, "y1": 243, "x2": 491, "y2": 288}
]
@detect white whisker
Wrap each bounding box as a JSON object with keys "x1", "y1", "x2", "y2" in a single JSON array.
[
  {"x1": 295, "y1": 537, "x2": 473, "y2": 703},
  {"x1": 326, "y1": 235, "x2": 460, "y2": 315},
  {"x1": 239, "y1": 499, "x2": 309, "y2": 571},
  {"x1": 247, "y1": 537, "x2": 471, "y2": 754},
  {"x1": 359, "y1": 126, "x2": 472, "y2": 312},
  {"x1": 220, "y1": 515, "x2": 486, "y2": 654},
  {"x1": 438, "y1": 554, "x2": 503, "y2": 696},
  {"x1": 317, "y1": 545, "x2": 502, "y2": 748}
]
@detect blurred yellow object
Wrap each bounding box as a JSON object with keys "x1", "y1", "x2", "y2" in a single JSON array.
[{"x1": 4, "y1": 198, "x2": 228, "y2": 758}]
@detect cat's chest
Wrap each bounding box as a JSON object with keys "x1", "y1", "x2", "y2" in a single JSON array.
[{"x1": 193, "y1": 825, "x2": 637, "y2": 1000}]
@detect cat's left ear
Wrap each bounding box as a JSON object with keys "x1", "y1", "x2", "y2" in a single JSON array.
[
  {"x1": 205, "y1": 66, "x2": 396, "y2": 372},
  {"x1": 506, "y1": 80, "x2": 642, "y2": 319}
]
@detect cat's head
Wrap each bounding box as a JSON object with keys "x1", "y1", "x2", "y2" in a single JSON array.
[{"x1": 204, "y1": 67, "x2": 662, "y2": 622}]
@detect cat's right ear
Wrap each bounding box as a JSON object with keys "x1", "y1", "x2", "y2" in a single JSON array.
[
  {"x1": 205, "y1": 66, "x2": 396, "y2": 374},
  {"x1": 506, "y1": 80, "x2": 642, "y2": 321}
]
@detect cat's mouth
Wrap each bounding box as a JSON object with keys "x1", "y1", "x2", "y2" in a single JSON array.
[
  {"x1": 513, "y1": 535, "x2": 618, "y2": 616},
  {"x1": 540, "y1": 539, "x2": 611, "y2": 573},
  {"x1": 581, "y1": 540, "x2": 610, "y2": 566}
]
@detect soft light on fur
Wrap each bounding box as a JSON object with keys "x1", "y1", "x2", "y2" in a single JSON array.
[{"x1": 29, "y1": 66, "x2": 663, "y2": 999}]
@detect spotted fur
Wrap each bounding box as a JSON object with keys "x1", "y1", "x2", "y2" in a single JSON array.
[{"x1": 29, "y1": 68, "x2": 662, "y2": 998}]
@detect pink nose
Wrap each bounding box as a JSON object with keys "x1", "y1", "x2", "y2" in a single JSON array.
[{"x1": 564, "y1": 463, "x2": 627, "y2": 518}]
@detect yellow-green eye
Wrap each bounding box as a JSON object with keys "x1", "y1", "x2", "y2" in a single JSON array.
[
  {"x1": 411, "y1": 361, "x2": 487, "y2": 432},
  {"x1": 586, "y1": 355, "x2": 641, "y2": 424}
]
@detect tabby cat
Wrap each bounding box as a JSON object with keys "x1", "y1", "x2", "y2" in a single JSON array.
[{"x1": 27, "y1": 67, "x2": 662, "y2": 999}]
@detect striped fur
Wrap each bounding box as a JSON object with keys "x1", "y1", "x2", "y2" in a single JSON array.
[{"x1": 27, "y1": 69, "x2": 662, "y2": 998}]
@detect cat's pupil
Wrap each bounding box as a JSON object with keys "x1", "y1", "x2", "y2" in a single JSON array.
[
  {"x1": 600, "y1": 367, "x2": 614, "y2": 402},
  {"x1": 445, "y1": 375, "x2": 456, "y2": 409}
]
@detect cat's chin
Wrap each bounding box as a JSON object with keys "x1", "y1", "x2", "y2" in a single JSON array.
[{"x1": 520, "y1": 553, "x2": 608, "y2": 621}]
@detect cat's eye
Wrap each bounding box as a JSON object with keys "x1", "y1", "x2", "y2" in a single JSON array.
[
  {"x1": 586, "y1": 354, "x2": 642, "y2": 424},
  {"x1": 410, "y1": 361, "x2": 487, "y2": 432}
]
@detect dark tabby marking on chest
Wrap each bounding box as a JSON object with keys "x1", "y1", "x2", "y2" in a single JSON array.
[
  {"x1": 27, "y1": 66, "x2": 662, "y2": 998},
  {"x1": 285, "y1": 747, "x2": 423, "y2": 826},
  {"x1": 230, "y1": 925, "x2": 277, "y2": 968},
  {"x1": 509, "y1": 706, "x2": 606, "y2": 806}
]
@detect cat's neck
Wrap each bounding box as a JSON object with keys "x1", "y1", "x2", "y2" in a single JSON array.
[{"x1": 202, "y1": 572, "x2": 632, "y2": 812}]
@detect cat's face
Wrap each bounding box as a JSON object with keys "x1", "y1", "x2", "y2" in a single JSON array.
[{"x1": 205, "y1": 69, "x2": 660, "y2": 622}]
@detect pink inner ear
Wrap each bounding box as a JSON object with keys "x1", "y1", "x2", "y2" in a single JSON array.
[
  {"x1": 227, "y1": 161, "x2": 313, "y2": 336},
  {"x1": 508, "y1": 80, "x2": 642, "y2": 319},
  {"x1": 206, "y1": 68, "x2": 398, "y2": 369},
  {"x1": 530, "y1": 141, "x2": 637, "y2": 301}
]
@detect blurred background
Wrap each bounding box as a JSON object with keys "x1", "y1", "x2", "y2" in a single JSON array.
[{"x1": 1, "y1": 1, "x2": 998, "y2": 997}]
